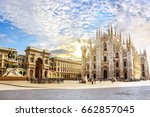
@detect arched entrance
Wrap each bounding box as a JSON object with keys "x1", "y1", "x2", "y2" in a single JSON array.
[
  {"x1": 87, "y1": 74, "x2": 89, "y2": 79},
  {"x1": 35, "y1": 58, "x2": 43, "y2": 78},
  {"x1": 103, "y1": 70, "x2": 108, "y2": 80},
  {"x1": 0, "y1": 70, "x2": 2, "y2": 76},
  {"x1": 124, "y1": 72, "x2": 127, "y2": 79},
  {"x1": 44, "y1": 71, "x2": 48, "y2": 77},
  {"x1": 29, "y1": 70, "x2": 33, "y2": 77},
  {"x1": 116, "y1": 72, "x2": 120, "y2": 79},
  {"x1": 93, "y1": 73, "x2": 96, "y2": 79}
]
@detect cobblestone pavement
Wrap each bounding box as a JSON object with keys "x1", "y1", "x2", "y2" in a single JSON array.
[{"x1": 0, "y1": 81, "x2": 150, "y2": 100}]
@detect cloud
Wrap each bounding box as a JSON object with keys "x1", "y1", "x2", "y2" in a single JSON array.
[
  {"x1": 51, "y1": 49, "x2": 70, "y2": 54},
  {"x1": 0, "y1": 33, "x2": 14, "y2": 43},
  {"x1": 0, "y1": 0, "x2": 149, "y2": 63},
  {"x1": 0, "y1": 0, "x2": 112, "y2": 47},
  {"x1": 49, "y1": 38, "x2": 90, "y2": 60}
]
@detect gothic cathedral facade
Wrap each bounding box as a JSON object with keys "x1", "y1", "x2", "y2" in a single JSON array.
[{"x1": 81, "y1": 27, "x2": 149, "y2": 81}]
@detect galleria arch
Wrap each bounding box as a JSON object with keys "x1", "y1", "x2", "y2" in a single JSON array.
[{"x1": 25, "y1": 46, "x2": 50, "y2": 79}]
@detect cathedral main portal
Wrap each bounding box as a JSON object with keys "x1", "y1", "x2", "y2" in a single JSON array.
[
  {"x1": 124, "y1": 72, "x2": 127, "y2": 79},
  {"x1": 116, "y1": 72, "x2": 120, "y2": 79},
  {"x1": 103, "y1": 70, "x2": 108, "y2": 80}
]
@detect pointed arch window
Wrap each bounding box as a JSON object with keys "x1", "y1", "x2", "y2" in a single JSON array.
[
  {"x1": 104, "y1": 56, "x2": 107, "y2": 62},
  {"x1": 94, "y1": 56, "x2": 96, "y2": 61},
  {"x1": 94, "y1": 64, "x2": 96, "y2": 69},
  {"x1": 124, "y1": 61, "x2": 127, "y2": 67},
  {"x1": 87, "y1": 65, "x2": 89, "y2": 69},
  {"x1": 116, "y1": 62, "x2": 119, "y2": 68},
  {"x1": 104, "y1": 42, "x2": 107, "y2": 51},
  {"x1": 142, "y1": 64, "x2": 145, "y2": 71},
  {"x1": 116, "y1": 52, "x2": 119, "y2": 58}
]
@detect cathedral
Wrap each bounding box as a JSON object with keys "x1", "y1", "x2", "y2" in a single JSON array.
[{"x1": 81, "y1": 26, "x2": 149, "y2": 82}]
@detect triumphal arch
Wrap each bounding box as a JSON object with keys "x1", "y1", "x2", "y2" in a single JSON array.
[{"x1": 25, "y1": 46, "x2": 50, "y2": 79}]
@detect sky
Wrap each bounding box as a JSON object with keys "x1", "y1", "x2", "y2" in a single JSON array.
[{"x1": 0, "y1": 0, "x2": 150, "y2": 63}]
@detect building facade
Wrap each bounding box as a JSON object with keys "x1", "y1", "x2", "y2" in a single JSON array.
[
  {"x1": 49, "y1": 57, "x2": 81, "y2": 80},
  {"x1": 0, "y1": 47, "x2": 18, "y2": 76},
  {"x1": 81, "y1": 27, "x2": 149, "y2": 81},
  {"x1": 0, "y1": 46, "x2": 81, "y2": 80}
]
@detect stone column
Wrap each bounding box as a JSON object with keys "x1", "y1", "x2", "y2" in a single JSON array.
[
  {"x1": 127, "y1": 51, "x2": 133, "y2": 80},
  {"x1": 119, "y1": 46, "x2": 124, "y2": 80},
  {"x1": 81, "y1": 46, "x2": 87, "y2": 82},
  {"x1": 33, "y1": 68, "x2": 35, "y2": 78},
  {"x1": 96, "y1": 29, "x2": 101, "y2": 79},
  {"x1": 109, "y1": 57, "x2": 114, "y2": 79},
  {"x1": 42, "y1": 65, "x2": 45, "y2": 78},
  {"x1": 1, "y1": 55, "x2": 4, "y2": 68},
  {"x1": 27, "y1": 54, "x2": 30, "y2": 78},
  {"x1": 89, "y1": 47, "x2": 94, "y2": 81},
  {"x1": 108, "y1": 39, "x2": 114, "y2": 80},
  {"x1": 146, "y1": 60, "x2": 149, "y2": 79},
  {"x1": 26, "y1": 68, "x2": 30, "y2": 77}
]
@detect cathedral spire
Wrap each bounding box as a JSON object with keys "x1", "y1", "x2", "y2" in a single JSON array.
[
  {"x1": 96, "y1": 29, "x2": 98, "y2": 40},
  {"x1": 144, "y1": 49, "x2": 147, "y2": 57},
  {"x1": 123, "y1": 39, "x2": 125, "y2": 45},
  {"x1": 98, "y1": 28, "x2": 101, "y2": 38},
  {"x1": 126, "y1": 36, "x2": 129, "y2": 50},
  {"x1": 128, "y1": 33, "x2": 132, "y2": 50},
  {"x1": 140, "y1": 49, "x2": 142, "y2": 55},
  {"x1": 90, "y1": 39, "x2": 92, "y2": 49},
  {"x1": 96, "y1": 28, "x2": 101, "y2": 43},
  {"x1": 120, "y1": 31, "x2": 122, "y2": 40},
  {"x1": 129, "y1": 33, "x2": 131, "y2": 44},
  {"x1": 115, "y1": 27, "x2": 117, "y2": 36},
  {"x1": 111, "y1": 25, "x2": 113, "y2": 36},
  {"x1": 126, "y1": 39, "x2": 128, "y2": 47},
  {"x1": 119, "y1": 31, "x2": 123, "y2": 46},
  {"x1": 126, "y1": 35, "x2": 128, "y2": 44},
  {"x1": 108, "y1": 25, "x2": 110, "y2": 35}
]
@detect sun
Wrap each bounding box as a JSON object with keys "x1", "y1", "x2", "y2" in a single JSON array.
[{"x1": 73, "y1": 45, "x2": 82, "y2": 59}]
